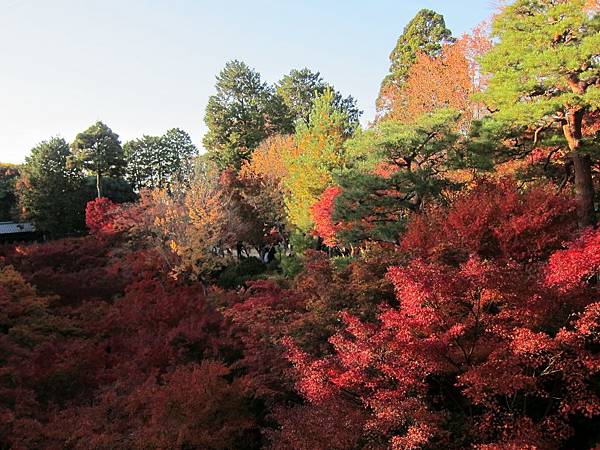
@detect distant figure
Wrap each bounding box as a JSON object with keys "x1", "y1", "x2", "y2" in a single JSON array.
[
  {"x1": 260, "y1": 245, "x2": 276, "y2": 263},
  {"x1": 235, "y1": 241, "x2": 245, "y2": 259},
  {"x1": 267, "y1": 246, "x2": 276, "y2": 263}
]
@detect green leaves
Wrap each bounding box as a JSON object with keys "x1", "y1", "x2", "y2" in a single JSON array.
[
  {"x1": 19, "y1": 137, "x2": 87, "y2": 237},
  {"x1": 378, "y1": 8, "x2": 454, "y2": 114},
  {"x1": 332, "y1": 109, "x2": 463, "y2": 245},
  {"x1": 276, "y1": 68, "x2": 361, "y2": 131},
  {"x1": 124, "y1": 128, "x2": 197, "y2": 191},
  {"x1": 480, "y1": 0, "x2": 600, "y2": 128},
  {"x1": 204, "y1": 62, "x2": 362, "y2": 172},
  {"x1": 203, "y1": 60, "x2": 293, "y2": 170},
  {"x1": 0, "y1": 164, "x2": 20, "y2": 221},
  {"x1": 70, "y1": 121, "x2": 125, "y2": 198},
  {"x1": 284, "y1": 90, "x2": 349, "y2": 232},
  {"x1": 70, "y1": 121, "x2": 125, "y2": 177}
]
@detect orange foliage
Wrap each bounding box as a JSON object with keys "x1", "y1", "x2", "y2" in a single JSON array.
[
  {"x1": 585, "y1": 0, "x2": 599, "y2": 11},
  {"x1": 239, "y1": 134, "x2": 297, "y2": 184},
  {"x1": 386, "y1": 26, "x2": 491, "y2": 126}
]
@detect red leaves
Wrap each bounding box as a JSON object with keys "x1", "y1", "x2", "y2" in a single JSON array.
[
  {"x1": 85, "y1": 197, "x2": 119, "y2": 235},
  {"x1": 401, "y1": 178, "x2": 577, "y2": 263},
  {"x1": 5, "y1": 236, "x2": 126, "y2": 305},
  {"x1": 546, "y1": 227, "x2": 600, "y2": 291},
  {"x1": 311, "y1": 185, "x2": 343, "y2": 247},
  {"x1": 284, "y1": 180, "x2": 598, "y2": 449},
  {"x1": 287, "y1": 251, "x2": 599, "y2": 447},
  {"x1": 45, "y1": 362, "x2": 258, "y2": 450},
  {"x1": 1, "y1": 176, "x2": 598, "y2": 448},
  {"x1": 116, "y1": 362, "x2": 256, "y2": 449}
]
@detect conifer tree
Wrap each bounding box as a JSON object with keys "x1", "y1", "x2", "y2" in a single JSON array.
[
  {"x1": 18, "y1": 137, "x2": 86, "y2": 236},
  {"x1": 70, "y1": 121, "x2": 125, "y2": 198},
  {"x1": 480, "y1": 0, "x2": 600, "y2": 227},
  {"x1": 332, "y1": 109, "x2": 463, "y2": 245},
  {"x1": 203, "y1": 60, "x2": 292, "y2": 170},
  {"x1": 377, "y1": 9, "x2": 454, "y2": 116}
]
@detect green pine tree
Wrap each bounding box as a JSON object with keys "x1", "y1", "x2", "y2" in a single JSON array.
[
  {"x1": 334, "y1": 109, "x2": 463, "y2": 245},
  {"x1": 70, "y1": 121, "x2": 125, "y2": 198},
  {"x1": 18, "y1": 137, "x2": 86, "y2": 237},
  {"x1": 203, "y1": 60, "x2": 293, "y2": 170},
  {"x1": 479, "y1": 0, "x2": 600, "y2": 227},
  {"x1": 377, "y1": 9, "x2": 454, "y2": 115}
]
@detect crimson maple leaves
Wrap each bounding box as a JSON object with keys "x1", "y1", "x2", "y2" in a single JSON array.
[
  {"x1": 282, "y1": 180, "x2": 600, "y2": 449},
  {"x1": 2, "y1": 176, "x2": 599, "y2": 449}
]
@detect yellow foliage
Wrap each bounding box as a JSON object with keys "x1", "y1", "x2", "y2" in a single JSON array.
[
  {"x1": 147, "y1": 176, "x2": 241, "y2": 281},
  {"x1": 284, "y1": 91, "x2": 348, "y2": 232},
  {"x1": 240, "y1": 134, "x2": 296, "y2": 184}
]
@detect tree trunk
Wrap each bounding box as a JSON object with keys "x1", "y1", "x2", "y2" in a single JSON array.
[
  {"x1": 563, "y1": 107, "x2": 596, "y2": 228},
  {"x1": 572, "y1": 153, "x2": 596, "y2": 228},
  {"x1": 96, "y1": 172, "x2": 103, "y2": 198}
]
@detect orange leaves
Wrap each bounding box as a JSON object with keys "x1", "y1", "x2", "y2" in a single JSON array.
[
  {"x1": 161, "y1": 178, "x2": 242, "y2": 281},
  {"x1": 311, "y1": 185, "x2": 343, "y2": 247},
  {"x1": 239, "y1": 134, "x2": 295, "y2": 184},
  {"x1": 385, "y1": 28, "x2": 491, "y2": 126}
]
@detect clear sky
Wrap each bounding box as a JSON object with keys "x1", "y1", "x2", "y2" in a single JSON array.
[{"x1": 0, "y1": 0, "x2": 497, "y2": 164}]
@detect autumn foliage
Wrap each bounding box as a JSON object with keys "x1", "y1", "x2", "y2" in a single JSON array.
[
  {"x1": 2, "y1": 2, "x2": 600, "y2": 448},
  {"x1": 85, "y1": 197, "x2": 120, "y2": 235},
  {"x1": 311, "y1": 185, "x2": 343, "y2": 247},
  {"x1": 1, "y1": 172, "x2": 599, "y2": 450},
  {"x1": 280, "y1": 180, "x2": 599, "y2": 449},
  {"x1": 383, "y1": 27, "x2": 491, "y2": 126}
]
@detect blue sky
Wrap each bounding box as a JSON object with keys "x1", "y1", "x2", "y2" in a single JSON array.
[{"x1": 0, "y1": 0, "x2": 496, "y2": 164}]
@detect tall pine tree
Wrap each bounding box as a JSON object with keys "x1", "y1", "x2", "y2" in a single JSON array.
[
  {"x1": 480, "y1": 0, "x2": 600, "y2": 227},
  {"x1": 203, "y1": 60, "x2": 292, "y2": 170}
]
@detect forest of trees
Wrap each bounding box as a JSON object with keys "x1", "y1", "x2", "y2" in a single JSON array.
[{"x1": 1, "y1": 1, "x2": 600, "y2": 448}]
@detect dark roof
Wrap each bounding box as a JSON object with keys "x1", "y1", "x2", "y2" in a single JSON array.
[{"x1": 0, "y1": 222, "x2": 35, "y2": 235}]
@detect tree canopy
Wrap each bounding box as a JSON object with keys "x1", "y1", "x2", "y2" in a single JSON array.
[
  {"x1": 276, "y1": 68, "x2": 361, "y2": 129},
  {"x1": 203, "y1": 60, "x2": 293, "y2": 170},
  {"x1": 0, "y1": 164, "x2": 20, "y2": 221},
  {"x1": 4, "y1": 3, "x2": 600, "y2": 448},
  {"x1": 70, "y1": 121, "x2": 125, "y2": 198},
  {"x1": 479, "y1": 0, "x2": 600, "y2": 226},
  {"x1": 377, "y1": 8, "x2": 454, "y2": 116},
  {"x1": 330, "y1": 109, "x2": 463, "y2": 245},
  {"x1": 18, "y1": 137, "x2": 86, "y2": 237},
  {"x1": 124, "y1": 128, "x2": 197, "y2": 191},
  {"x1": 284, "y1": 90, "x2": 349, "y2": 232}
]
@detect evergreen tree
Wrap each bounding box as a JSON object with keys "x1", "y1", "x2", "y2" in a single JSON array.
[
  {"x1": 161, "y1": 128, "x2": 198, "y2": 185},
  {"x1": 124, "y1": 135, "x2": 163, "y2": 191},
  {"x1": 124, "y1": 128, "x2": 197, "y2": 191},
  {"x1": 203, "y1": 60, "x2": 292, "y2": 170},
  {"x1": 377, "y1": 9, "x2": 454, "y2": 115},
  {"x1": 333, "y1": 109, "x2": 463, "y2": 245},
  {"x1": 276, "y1": 68, "x2": 361, "y2": 130},
  {"x1": 0, "y1": 164, "x2": 20, "y2": 221},
  {"x1": 70, "y1": 121, "x2": 125, "y2": 198},
  {"x1": 18, "y1": 137, "x2": 86, "y2": 237},
  {"x1": 479, "y1": 0, "x2": 600, "y2": 227}
]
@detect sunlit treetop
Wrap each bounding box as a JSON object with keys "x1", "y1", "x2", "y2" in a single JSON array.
[
  {"x1": 377, "y1": 8, "x2": 454, "y2": 115},
  {"x1": 479, "y1": 0, "x2": 600, "y2": 131},
  {"x1": 276, "y1": 68, "x2": 361, "y2": 130}
]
